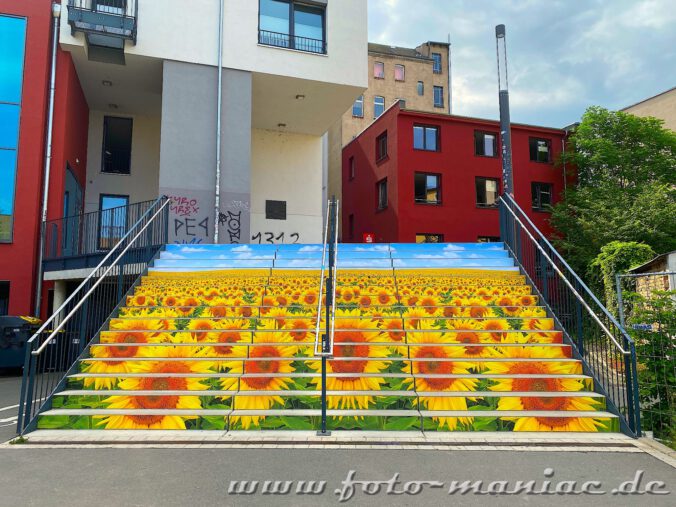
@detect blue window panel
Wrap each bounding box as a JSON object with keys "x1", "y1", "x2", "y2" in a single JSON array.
[
  {"x1": 0, "y1": 149, "x2": 18, "y2": 241},
  {"x1": 413, "y1": 126, "x2": 424, "y2": 149},
  {"x1": 294, "y1": 4, "x2": 323, "y2": 41},
  {"x1": 0, "y1": 104, "x2": 20, "y2": 149},
  {"x1": 352, "y1": 95, "x2": 364, "y2": 117},
  {"x1": 260, "y1": 0, "x2": 290, "y2": 34},
  {"x1": 0, "y1": 15, "x2": 27, "y2": 104},
  {"x1": 425, "y1": 127, "x2": 437, "y2": 151}
]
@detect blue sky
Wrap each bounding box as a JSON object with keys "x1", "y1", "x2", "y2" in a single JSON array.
[{"x1": 368, "y1": 0, "x2": 676, "y2": 128}]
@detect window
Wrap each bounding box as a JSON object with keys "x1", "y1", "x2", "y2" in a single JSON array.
[
  {"x1": 414, "y1": 173, "x2": 441, "y2": 205},
  {"x1": 433, "y1": 86, "x2": 444, "y2": 108},
  {"x1": 374, "y1": 61, "x2": 385, "y2": 79},
  {"x1": 417, "y1": 81, "x2": 424, "y2": 96},
  {"x1": 377, "y1": 179, "x2": 388, "y2": 210},
  {"x1": 102, "y1": 116, "x2": 133, "y2": 174},
  {"x1": 375, "y1": 131, "x2": 388, "y2": 161},
  {"x1": 348, "y1": 156, "x2": 355, "y2": 180},
  {"x1": 532, "y1": 182, "x2": 553, "y2": 211},
  {"x1": 416, "y1": 233, "x2": 444, "y2": 243},
  {"x1": 352, "y1": 95, "x2": 364, "y2": 118},
  {"x1": 98, "y1": 194, "x2": 129, "y2": 249},
  {"x1": 475, "y1": 177, "x2": 500, "y2": 208},
  {"x1": 477, "y1": 236, "x2": 500, "y2": 243},
  {"x1": 432, "y1": 53, "x2": 442, "y2": 73},
  {"x1": 0, "y1": 15, "x2": 27, "y2": 243},
  {"x1": 348, "y1": 214, "x2": 354, "y2": 240},
  {"x1": 266, "y1": 200, "x2": 287, "y2": 220},
  {"x1": 374, "y1": 96, "x2": 385, "y2": 118},
  {"x1": 0, "y1": 282, "x2": 9, "y2": 316},
  {"x1": 394, "y1": 64, "x2": 405, "y2": 81},
  {"x1": 475, "y1": 131, "x2": 498, "y2": 157},
  {"x1": 259, "y1": 0, "x2": 326, "y2": 54},
  {"x1": 95, "y1": 0, "x2": 128, "y2": 15},
  {"x1": 413, "y1": 125, "x2": 439, "y2": 151},
  {"x1": 529, "y1": 137, "x2": 552, "y2": 163}
]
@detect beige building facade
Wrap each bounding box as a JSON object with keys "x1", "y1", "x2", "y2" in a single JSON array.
[
  {"x1": 622, "y1": 86, "x2": 676, "y2": 131},
  {"x1": 327, "y1": 41, "x2": 450, "y2": 208}
]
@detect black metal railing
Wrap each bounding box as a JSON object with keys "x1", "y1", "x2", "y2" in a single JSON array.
[
  {"x1": 259, "y1": 30, "x2": 327, "y2": 55},
  {"x1": 314, "y1": 197, "x2": 339, "y2": 436},
  {"x1": 67, "y1": 0, "x2": 138, "y2": 43},
  {"x1": 17, "y1": 196, "x2": 170, "y2": 434},
  {"x1": 499, "y1": 194, "x2": 641, "y2": 436},
  {"x1": 44, "y1": 199, "x2": 158, "y2": 264}
]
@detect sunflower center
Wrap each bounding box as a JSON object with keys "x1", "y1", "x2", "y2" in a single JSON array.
[
  {"x1": 244, "y1": 347, "x2": 281, "y2": 388},
  {"x1": 416, "y1": 348, "x2": 454, "y2": 389},
  {"x1": 213, "y1": 332, "x2": 242, "y2": 355},
  {"x1": 522, "y1": 396, "x2": 568, "y2": 411},
  {"x1": 456, "y1": 332, "x2": 484, "y2": 356}
]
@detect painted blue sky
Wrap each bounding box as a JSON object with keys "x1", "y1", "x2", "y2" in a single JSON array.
[{"x1": 368, "y1": 0, "x2": 676, "y2": 128}]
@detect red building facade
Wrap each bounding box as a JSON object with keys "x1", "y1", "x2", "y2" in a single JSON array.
[
  {"x1": 342, "y1": 103, "x2": 568, "y2": 244},
  {"x1": 0, "y1": 0, "x2": 89, "y2": 317}
]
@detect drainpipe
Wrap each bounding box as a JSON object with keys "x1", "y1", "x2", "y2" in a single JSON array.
[
  {"x1": 447, "y1": 34, "x2": 452, "y2": 114},
  {"x1": 214, "y1": 0, "x2": 224, "y2": 243},
  {"x1": 34, "y1": 3, "x2": 61, "y2": 317}
]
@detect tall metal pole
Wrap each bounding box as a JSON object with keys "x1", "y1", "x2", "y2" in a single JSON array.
[
  {"x1": 447, "y1": 33, "x2": 452, "y2": 114},
  {"x1": 495, "y1": 24, "x2": 514, "y2": 197},
  {"x1": 34, "y1": 3, "x2": 62, "y2": 316},
  {"x1": 214, "y1": 0, "x2": 224, "y2": 243}
]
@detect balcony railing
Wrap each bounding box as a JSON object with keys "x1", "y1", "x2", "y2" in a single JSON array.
[
  {"x1": 259, "y1": 30, "x2": 327, "y2": 55},
  {"x1": 67, "y1": 0, "x2": 138, "y2": 45},
  {"x1": 43, "y1": 199, "x2": 165, "y2": 271}
]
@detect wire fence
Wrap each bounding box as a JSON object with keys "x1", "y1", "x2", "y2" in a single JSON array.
[{"x1": 617, "y1": 271, "x2": 676, "y2": 448}]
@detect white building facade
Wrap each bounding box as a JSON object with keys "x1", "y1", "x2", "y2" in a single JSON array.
[{"x1": 60, "y1": 0, "x2": 367, "y2": 244}]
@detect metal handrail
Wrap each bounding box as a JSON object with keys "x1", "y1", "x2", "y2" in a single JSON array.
[
  {"x1": 327, "y1": 199, "x2": 339, "y2": 356},
  {"x1": 313, "y1": 200, "x2": 332, "y2": 356},
  {"x1": 29, "y1": 196, "x2": 169, "y2": 356},
  {"x1": 499, "y1": 195, "x2": 630, "y2": 355}
]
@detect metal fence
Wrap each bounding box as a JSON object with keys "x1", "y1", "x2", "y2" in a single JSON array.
[
  {"x1": 616, "y1": 271, "x2": 675, "y2": 447},
  {"x1": 17, "y1": 196, "x2": 170, "y2": 433},
  {"x1": 499, "y1": 194, "x2": 641, "y2": 436},
  {"x1": 258, "y1": 30, "x2": 327, "y2": 54},
  {"x1": 44, "y1": 199, "x2": 158, "y2": 261}
]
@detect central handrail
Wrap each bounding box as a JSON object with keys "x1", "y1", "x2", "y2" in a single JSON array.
[
  {"x1": 499, "y1": 195, "x2": 631, "y2": 354},
  {"x1": 29, "y1": 197, "x2": 170, "y2": 356},
  {"x1": 313, "y1": 199, "x2": 339, "y2": 356},
  {"x1": 313, "y1": 200, "x2": 332, "y2": 356}
]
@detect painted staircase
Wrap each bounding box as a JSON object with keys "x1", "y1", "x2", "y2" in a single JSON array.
[{"x1": 37, "y1": 243, "x2": 618, "y2": 433}]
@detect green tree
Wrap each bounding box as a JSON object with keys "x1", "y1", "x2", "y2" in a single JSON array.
[
  {"x1": 550, "y1": 107, "x2": 676, "y2": 273},
  {"x1": 589, "y1": 241, "x2": 655, "y2": 312}
]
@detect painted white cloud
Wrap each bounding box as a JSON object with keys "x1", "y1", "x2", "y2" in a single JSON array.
[
  {"x1": 299, "y1": 245, "x2": 323, "y2": 252},
  {"x1": 179, "y1": 247, "x2": 207, "y2": 253},
  {"x1": 162, "y1": 252, "x2": 186, "y2": 260}
]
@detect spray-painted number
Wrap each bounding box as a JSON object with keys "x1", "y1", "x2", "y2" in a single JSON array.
[{"x1": 252, "y1": 232, "x2": 300, "y2": 244}]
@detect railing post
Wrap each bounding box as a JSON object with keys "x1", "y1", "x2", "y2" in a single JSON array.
[
  {"x1": 16, "y1": 341, "x2": 34, "y2": 433},
  {"x1": 575, "y1": 280, "x2": 584, "y2": 356},
  {"x1": 629, "y1": 342, "x2": 641, "y2": 436},
  {"x1": 318, "y1": 198, "x2": 336, "y2": 436},
  {"x1": 615, "y1": 274, "x2": 626, "y2": 328}
]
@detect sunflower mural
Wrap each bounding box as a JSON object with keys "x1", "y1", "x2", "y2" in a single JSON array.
[{"x1": 39, "y1": 245, "x2": 618, "y2": 433}]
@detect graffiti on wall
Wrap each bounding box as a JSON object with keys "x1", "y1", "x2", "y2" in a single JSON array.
[{"x1": 251, "y1": 231, "x2": 300, "y2": 244}]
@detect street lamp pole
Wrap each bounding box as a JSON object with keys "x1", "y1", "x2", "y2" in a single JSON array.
[{"x1": 496, "y1": 24, "x2": 514, "y2": 197}]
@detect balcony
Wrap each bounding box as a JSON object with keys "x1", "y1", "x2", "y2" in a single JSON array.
[
  {"x1": 43, "y1": 199, "x2": 160, "y2": 272},
  {"x1": 67, "y1": 0, "x2": 137, "y2": 62},
  {"x1": 259, "y1": 30, "x2": 326, "y2": 55}
]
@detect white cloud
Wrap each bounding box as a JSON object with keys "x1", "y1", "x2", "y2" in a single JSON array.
[
  {"x1": 179, "y1": 246, "x2": 207, "y2": 253},
  {"x1": 231, "y1": 245, "x2": 252, "y2": 253},
  {"x1": 162, "y1": 252, "x2": 186, "y2": 260},
  {"x1": 298, "y1": 245, "x2": 323, "y2": 252},
  {"x1": 368, "y1": 0, "x2": 676, "y2": 126}
]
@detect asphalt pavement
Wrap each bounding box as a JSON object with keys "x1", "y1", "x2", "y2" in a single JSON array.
[
  {"x1": 0, "y1": 447, "x2": 673, "y2": 506},
  {"x1": 0, "y1": 371, "x2": 21, "y2": 442}
]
